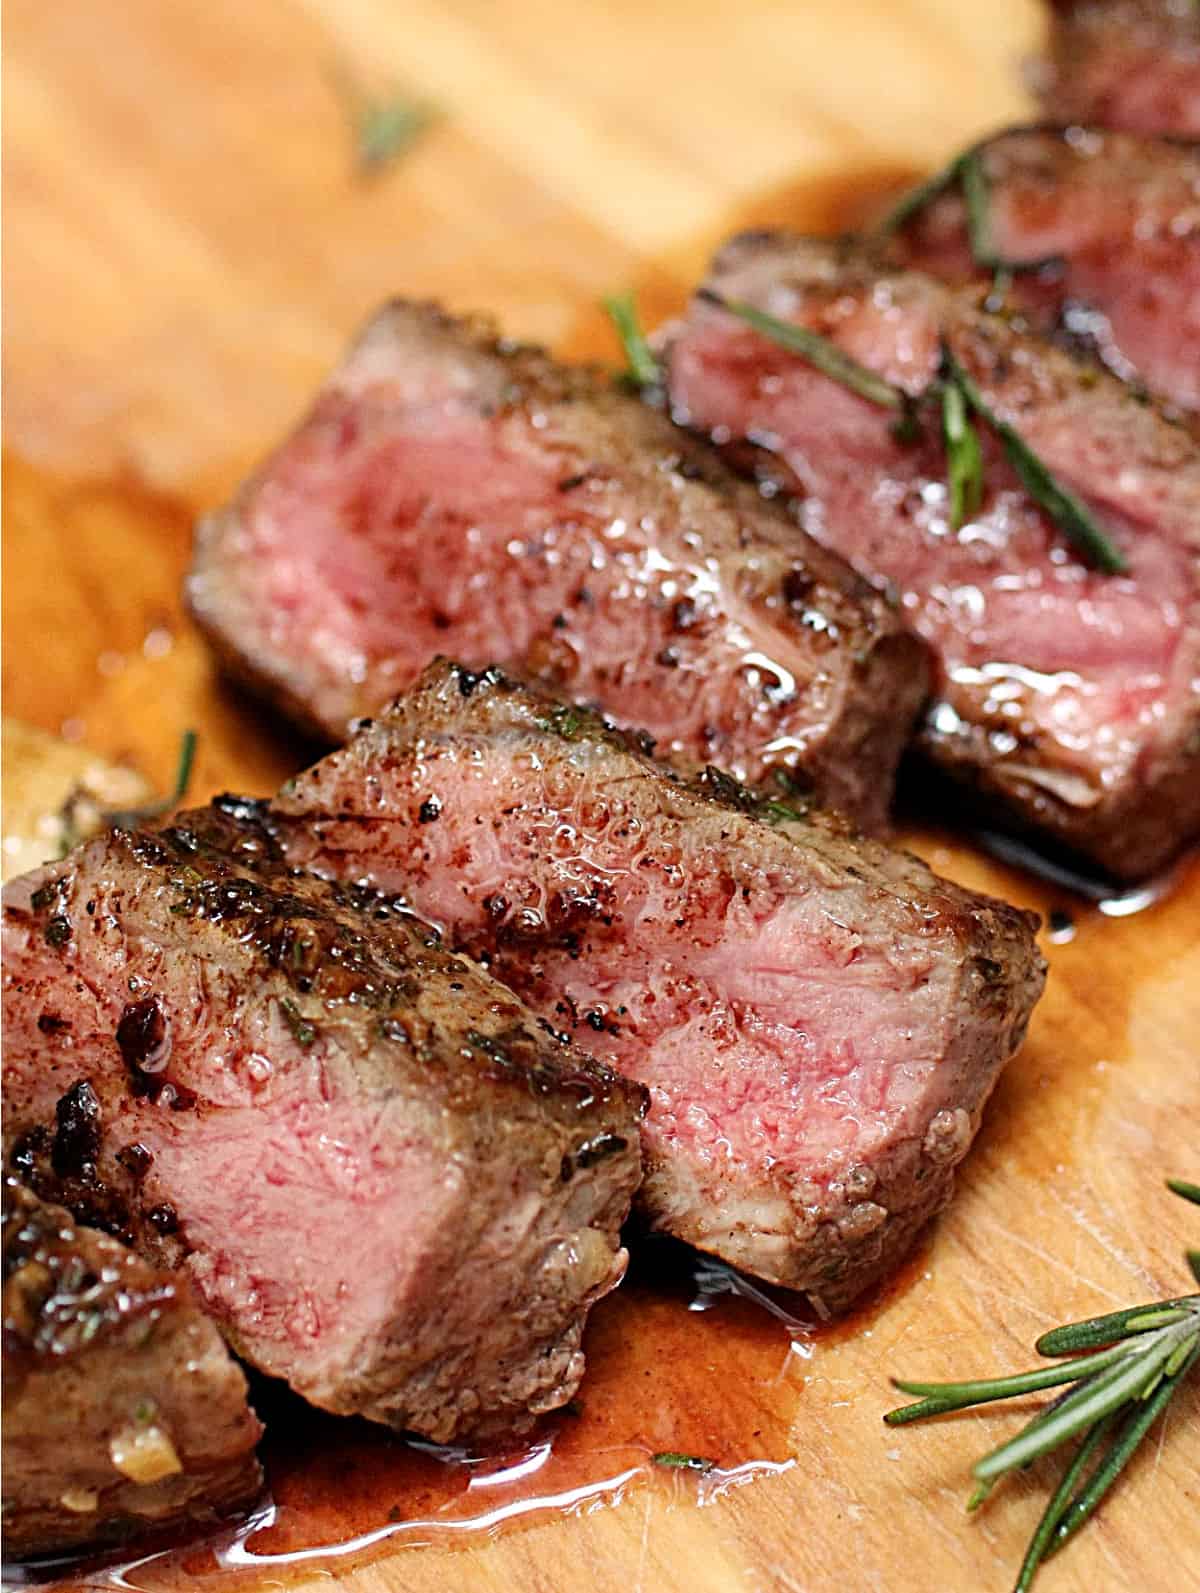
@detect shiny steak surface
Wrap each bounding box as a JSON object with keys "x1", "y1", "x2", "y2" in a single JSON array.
[
  {"x1": 2, "y1": 813, "x2": 645, "y2": 1442},
  {"x1": 268, "y1": 659, "x2": 1046, "y2": 1312},
  {"x1": 188, "y1": 302, "x2": 928, "y2": 829},
  {"x1": 886, "y1": 124, "x2": 1200, "y2": 412},
  {"x1": 3, "y1": 1177, "x2": 262, "y2": 1562},
  {"x1": 663, "y1": 236, "x2": 1200, "y2": 880}
]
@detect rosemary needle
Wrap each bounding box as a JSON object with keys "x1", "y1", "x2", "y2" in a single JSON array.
[
  {"x1": 104, "y1": 730, "x2": 198, "y2": 829},
  {"x1": 700, "y1": 293, "x2": 1126, "y2": 573},
  {"x1": 710, "y1": 295, "x2": 907, "y2": 412},
  {"x1": 602, "y1": 293, "x2": 662, "y2": 390},
  {"x1": 939, "y1": 346, "x2": 1128, "y2": 575},
  {"x1": 886, "y1": 1177, "x2": 1200, "y2": 1590}
]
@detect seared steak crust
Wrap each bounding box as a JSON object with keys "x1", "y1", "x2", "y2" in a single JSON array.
[
  {"x1": 3, "y1": 1177, "x2": 262, "y2": 1561},
  {"x1": 886, "y1": 124, "x2": 1200, "y2": 412},
  {"x1": 188, "y1": 301, "x2": 928, "y2": 830},
  {"x1": 1041, "y1": 1, "x2": 1200, "y2": 137},
  {"x1": 2, "y1": 816, "x2": 645, "y2": 1442},
  {"x1": 269, "y1": 658, "x2": 1046, "y2": 1311},
  {"x1": 663, "y1": 235, "x2": 1200, "y2": 880}
]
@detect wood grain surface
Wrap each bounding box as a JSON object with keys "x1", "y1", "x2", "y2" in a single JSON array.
[{"x1": 4, "y1": 3, "x2": 1198, "y2": 1590}]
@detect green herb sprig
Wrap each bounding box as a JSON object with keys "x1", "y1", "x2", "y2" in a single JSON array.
[
  {"x1": 602, "y1": 293, "x2": 662, "y2": 391},
  {"x1": 714, "y1": 296, "x2": 907, "y2": 413},
  {"x1": 886, "y1": 1178, "x2": 1200, "y2": 1590},
  {"x1": 58, "y1": 730, "x2": 198, "y2": 857},
  {"x1": 880, "y1": 148, "x2": 1063, "y2": 281},
  {"x1": 332, "y1": 65, "x2": 438, "y2": 176},
  {"x1": 708, "y1": 295, "x2": 1126, "y2": 572},
  {"x1": 103, "y1": 731, "x2": 198, "y2": 830},
  {"x1": 652, "y1": 1451, "x2": 714, "y2": 1473},
  {"x1": 941, "y1": 377, "x2": 984, "y2": 530},
  {"x1": 939, "y1": 347, "x2": 1127, "y2": 573}
]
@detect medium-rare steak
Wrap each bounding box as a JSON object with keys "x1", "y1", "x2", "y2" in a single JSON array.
[
  {"x1": 267, "y1": 658, "x2": 1047, "y2": 1312},
  {"x1": 3, "y1": 1176, "x2": 262, "y2": 1561},
  {"x1": 662, "y1": 236, "x2": 1200, "y2": 880},
  {"x1": 2, "y1": 812, "x2": 645, "y2": 1442},
  {"x1": 1040, "y1": 1, "x2": 1200, "y2": 137},
  {"x1": 187, "y1": 301, "x2": 928, "y2": 830},
  {"x1": 885, "y1": 125, "x2": 1200, "y2": 412}
]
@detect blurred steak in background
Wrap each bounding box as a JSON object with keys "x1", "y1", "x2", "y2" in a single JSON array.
[
  {"x1": 1040, "y1": 0, "x2": 1200, "y2": 136},
  {"x1": 663, "y1": 236, "x2": 1200, "y2": 880},
  {"x1": 885, "y1": 124, "x2": 1200, "y2": 413}
]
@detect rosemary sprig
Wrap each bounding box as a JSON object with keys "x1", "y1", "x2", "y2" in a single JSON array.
[
  {"x1": 941, "y1": 377, "x2": 984, "y2": 529},
  {"x1": 712, "y1": 295, "x2": 907, "y2": 412},
  {"x1": 602, "y1": 293, "x2": 662, "y2": 390},
  {"x1": 331, "y1": 65, "x2": 438, "y2": 175},
  {"x1": 886, "y1": 1178, "x2": 1200, "y2": 1589},
  {"x1": 706, "y1": 294, "x2": 1127, "y2": 574},
  {"x1": 104, "y1": 731, "x2": 198, "y2": 829},
  {"x1": 58, "y1": 730, "x2": 198, "y2": 856},
  {"x1": 878, "y1": 158, "x2": 963, "y2": 237},
  {"x1": 880, "y1": 147, "x2": 1063, "y2": 278},
  {"x1": 940, "y1": 347, "x2": 1128, "y2": 574}
]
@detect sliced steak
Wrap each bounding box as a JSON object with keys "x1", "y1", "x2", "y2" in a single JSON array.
[
  {"x1": 885, "y1": 124, "x2": 1200, "y2": 412},
  {"x1": 662, "y1": 236, "x2": 1200, "y2": 880},
  {"x1": 267, "y1": 658, "x2": 1046, "y2": 1312},
  {"x1": 2, "y1": 815, "x2": 645, "y2": 1442},
  {"x1": 1040, "y1": 1, "x2": 1200, "y2": 137},
  {"x1": 3, "y1": 1176, "x2": 262, "y2": 1562},
  {"x1": 188, "y1": 301, "x2": 928, "y2": 830}
]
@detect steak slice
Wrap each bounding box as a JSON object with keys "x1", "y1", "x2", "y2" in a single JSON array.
[
  {"x1": 267, "y1": 658, "x2": 1046, "y2": 1312},
  {"x1": 1040, "y1": 1, "x2": 1200, "y2": 137},
  {"x1": 3, "y1": 1176, "x2": 262, "y2": 1562},
  {"x1": 662, "y1": 235, "x2": 1200, "y2": 881},
  {"x1": 1, "y1": 814, "x2": 645, "y2": 1442},
  {"x1": 187, "y1": 301, "x2": 928, "y2": 830},
  {"x1": 885, "y1": 124, "x2": 1200, "y2": 413}
]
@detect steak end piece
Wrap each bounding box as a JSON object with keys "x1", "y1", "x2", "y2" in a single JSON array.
[
  {"x1": 662, "y1": 234, "x2": 1200, "y2": 881},
  {"x1": 269, "y1": 658, "x2": 1047, "y2": 1312},
  {"x1": 2, "y1": 816, "x2": 645, "y2": 1443},
  {"x1": 1040, "y1": 1, "x2": 1200, "y2": 138},
  {"x1": 187, "y1": 300, "x2": 929, "y2": 831},
  {"x1": 885, "y1": 124, "x2": 1200, "y2": 414},
  {"x1": 2, "y1": 1177, "x2": 262, "y2": 1562}
]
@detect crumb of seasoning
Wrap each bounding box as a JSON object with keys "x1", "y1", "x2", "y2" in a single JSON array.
[
  {"x1": 332, "y1": 65, "x2": 439, "y2": 176},
  {"x1": 652, "y1": 1451, "x2": 714, "y2": 1473}
]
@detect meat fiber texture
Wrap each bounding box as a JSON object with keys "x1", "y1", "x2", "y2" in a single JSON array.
[
  {"x1": 3, "y1": 1177, "x2": 262, "y2": 1561},
  {"x1": 1040, "y1": 0, "x2": 1200, "y2": 137},
  {"x1": 268, "y1": 658, "x2": 1047, "y2": 1314},
  {"x1": 662, "y1": 236, "x2": 1200, "y2": 881},
  {"x1": 188, "y1": 301, "x2": 929, "y2": 832},
  {"x1": 885, "y1": 124, "x2": 1200, "y2": 414},
  {"x1": 2, "y1": 810, "x2": 646, "y2": 1443}
]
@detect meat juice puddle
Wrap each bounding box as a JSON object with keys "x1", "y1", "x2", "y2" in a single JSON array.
[
  {"x1": 968, "y1": 830, "x2": 1195, "y2": 932},
  {"x1": 9, "y1": 1245, "x2": 912, "y2": 1593}
]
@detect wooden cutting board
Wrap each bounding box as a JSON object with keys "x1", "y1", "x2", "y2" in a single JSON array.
[{"x1": 4, "y1": 2, "x2": 1198, "y2": 1589}]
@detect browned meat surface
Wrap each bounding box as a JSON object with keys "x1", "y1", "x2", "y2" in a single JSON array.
[
  {"x1": 2, "y1": 813, "x2": 645, "y2": 1442},
  {"x1": 886, "y1": 124, "x2": 1200, "y2": 412},
  {"x1": 3, "y1": 1177, "x2": 262, "y2": 1562},
  {"x1": 188, "y1": 302, "x2": 929, "y2": 830},
  {"x1": 662, "y1": 235, "x2": 1200, "y2": 881},
  {"x1": 1041, "y1": 0, "x2": 1200, "y2": 137},
  {"x1": 267, "y1": 658, "x2": 1046, "y2": 1312}
]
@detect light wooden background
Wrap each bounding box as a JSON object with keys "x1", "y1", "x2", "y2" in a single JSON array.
[{"x1": 4, "y1": 3, "x2": 1198, "y2": 1590}]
